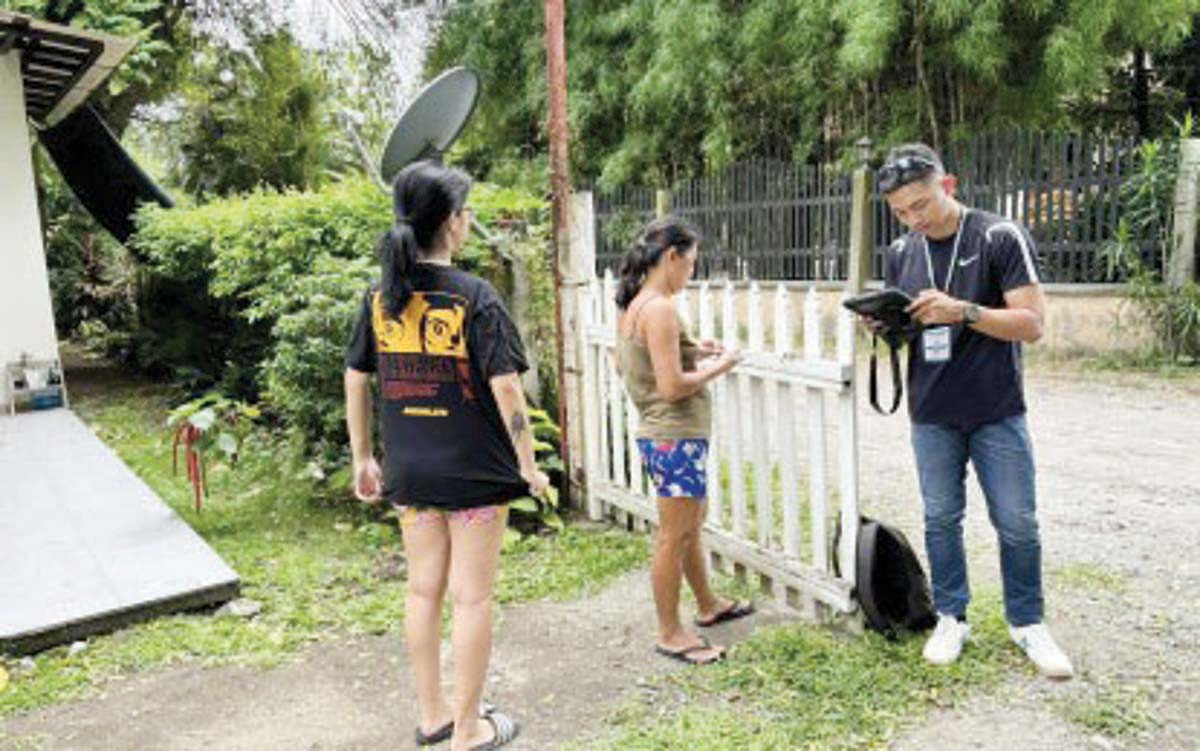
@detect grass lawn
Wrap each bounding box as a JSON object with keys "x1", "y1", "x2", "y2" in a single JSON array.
[
  {"x1": 573, "y1": 592, "x2": 1027, "y2": 751},
  {"x1": 0, "y1": 368, "x2": 648, "y2": 717}
]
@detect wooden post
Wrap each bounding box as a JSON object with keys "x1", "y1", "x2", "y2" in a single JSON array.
[
  {"x1": 847, "y1": 137, "x2": 874, "y2": 293},
  {"x1": 836, "y1": 294, "x2": 860, "y2": 595},
  {"x1": 838, "y1": 138, "x2": 870, "y2": 602},
  {"x1": 544, "y1": 0, "x2": 573, "y2": 496},
  {"x1": 565, "y1": 192, "x2": 596, "y2": 509},
  {"x1": 803, "y1": 288, "x2": 829, "y2": 573},
  {"x1": 1169, "y1": 138, "x2": 1200, "y2": 287},
  {"x1": 699, "y1": 282, "x2": 723, "y2": 528},
  {"x1": 722, "y1": 280, "x2": 747, "y2": 538}
]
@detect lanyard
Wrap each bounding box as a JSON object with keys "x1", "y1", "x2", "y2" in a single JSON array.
[{"x1": 921, "y1": 208, "x2": 969, "y2": 292}]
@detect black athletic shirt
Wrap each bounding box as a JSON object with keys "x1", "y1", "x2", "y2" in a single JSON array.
[
  {"x1": 345, "y1": 263, "x2": 530, "y2": 508},
  {"x1": 884, "y1": 209, "x2": 1042, "y2": 430}
]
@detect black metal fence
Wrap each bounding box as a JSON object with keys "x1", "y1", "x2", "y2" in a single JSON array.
[{"x1": 594, "y1": 131, "x2": 1153, "y2": 283}]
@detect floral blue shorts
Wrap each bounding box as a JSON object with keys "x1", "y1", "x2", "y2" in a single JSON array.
[{"x1": 636, "y1": 438, "x2": 709, "y2": 499}]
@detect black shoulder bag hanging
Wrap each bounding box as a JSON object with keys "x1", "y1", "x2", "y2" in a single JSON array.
[{"x1": 843, "y1": 288, "x2": 923, "y2": 415}]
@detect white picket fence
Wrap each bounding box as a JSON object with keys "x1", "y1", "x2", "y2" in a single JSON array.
[{"x1": 577, "y1": 271, "x2": 862, "y2": 614}]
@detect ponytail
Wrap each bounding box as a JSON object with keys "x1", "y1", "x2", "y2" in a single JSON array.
[
  {"x1": 614, "y1": 215, "x2": 703, "y2": 309},
  {"x1": 615, "y1": 239, "x2": 654, "y2": 309},
  {"x1": 380, "y1": 222, "x2": 419, "y2": 318},
  {"x1": 377, "y1": 160, "x2": 472, "y2": 319}
]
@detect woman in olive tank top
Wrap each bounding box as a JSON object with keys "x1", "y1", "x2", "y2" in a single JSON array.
[{"x1": 616, "y1": 216, "x2": 756, "y2": 666}]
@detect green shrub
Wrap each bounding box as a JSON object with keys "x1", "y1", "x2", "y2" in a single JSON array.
[
  {"x1": 262, "y1": 254, "x2": 375, "y2": 466},
  {"x1": 127, "y1": 176, "x2": 554, "y2": 466},
  {"x1": 130, "y1": 178, "x2": 383, "y2": 392},
  {"x1": 1101, "y1": 125, "x2": 1200, "y2": 363}
]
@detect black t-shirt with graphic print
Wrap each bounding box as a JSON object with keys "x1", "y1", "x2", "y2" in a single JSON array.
[
  {"x1": 884, "y1": 209, "x2": 1041, "y2": 431},
  {"x1": 345, "y1": 263, "x2": 531, "y2": 509}
]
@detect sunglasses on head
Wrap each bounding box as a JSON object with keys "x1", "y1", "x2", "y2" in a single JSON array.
[{"x1": 877, "y1": 156, "x2": 939, "y2": 194}]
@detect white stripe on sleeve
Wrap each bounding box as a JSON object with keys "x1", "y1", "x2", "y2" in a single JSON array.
[{"x1": 985, "y1": 222, "x2": 1040, "y2": 284}]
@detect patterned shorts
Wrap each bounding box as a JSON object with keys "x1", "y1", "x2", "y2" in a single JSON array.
[
  {"x1": 397, "y1": 504, "x2": 509, "y2": 528},
  {"x1": 636, "y1": 438, "x2": 709, "y2": 499}
]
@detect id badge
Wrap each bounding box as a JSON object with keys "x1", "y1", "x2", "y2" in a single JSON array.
[{"x1": 922, "y1": 326, "x2": 952, "y2": 363}]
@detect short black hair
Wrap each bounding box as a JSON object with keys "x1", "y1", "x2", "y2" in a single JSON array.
[
  {"x1": 884, "y1": 143, "x2": 944, "y2": 172},
  {"x1": 878, "y1": 143, "x2": 946, "y2": 194}
]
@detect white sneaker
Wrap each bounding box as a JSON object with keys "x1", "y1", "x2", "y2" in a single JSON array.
[
  {"x1": 923, "y1": 614, "x2": 971, "y2": 665},
  {"x1": 1009, "y1": 623, "x2": 1074, "y2": 679}
]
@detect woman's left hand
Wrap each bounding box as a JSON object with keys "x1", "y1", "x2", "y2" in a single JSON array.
[
  {"x1": 353, "y1": 457, "x2": 383, "y2": 504},
  {"x1": 698, "y1": 339, "x2": 725, "y2": 357},
  {"x1": 523, "y1": 468, "x2": 551, "y2": 498}
]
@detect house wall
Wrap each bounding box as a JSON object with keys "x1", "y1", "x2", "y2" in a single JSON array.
[{"x1": 0, "y1": 52, "x2": 61, "y2": 409}]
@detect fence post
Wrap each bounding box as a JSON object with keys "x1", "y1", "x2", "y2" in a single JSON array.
[
  {"x1": 656, "y1": 188, "x2": 671, "y2": 218},
  {"x1": 836, "y1": 138, "x2": 871, "y2": 615},
  {"x1": 566, "y1": 191, "x2": 596, "y2": 511},
  {"x1": 848, "y1": 137, "x2": 874, "y2": 293},
  {"x1": 1169, "y1": 138, "x2": 1200, "y2": 287}
]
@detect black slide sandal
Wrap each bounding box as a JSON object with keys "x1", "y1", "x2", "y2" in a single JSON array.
[
  {"x1": 655, "y1": 635, "x2": 726, "y2": 665},
  {"x1": 695, "y1": 599, "x2": 756, "y2": 628},
  {"x1": 415, "y1": 720, "x2": 453, "y2": 746}
]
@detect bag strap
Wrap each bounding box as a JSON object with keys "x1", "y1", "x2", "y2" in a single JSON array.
[{"x1": 868, "y1": 332, "x2": 904, "y2": 415}]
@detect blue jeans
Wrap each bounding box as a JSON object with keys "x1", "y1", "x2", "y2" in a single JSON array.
[{"x1": 911, "y1": 414, "x2": 1044, "y2": 627}]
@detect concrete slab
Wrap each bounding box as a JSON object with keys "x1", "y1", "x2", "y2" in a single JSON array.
[{"x1": 0, "y1": 409, "x2": 239, "y2": 654}]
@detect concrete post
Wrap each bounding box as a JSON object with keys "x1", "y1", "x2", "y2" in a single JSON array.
[
  {"x1": 655, "y1": 189, "x2": 671, "y2": 218},
  {"x1": 847, "y1": 137, "x2": 875, "y2": 293},
  {"x1": 1169, "y1": 138, "x2": 1200, "y2": 287}
]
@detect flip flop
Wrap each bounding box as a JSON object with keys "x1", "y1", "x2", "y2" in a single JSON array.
[
  {"x1": 415, "y1": 720, "x2": 453, "y2": 746},
  {"x1": 415, "y1": 702, "x2": 497, "y2": 746},
  {"x1": 655, "y1": 635, "x2": 726, "y2": 665},
  {"x1": 468, "y1": 708, "x2": 520, "y2": 751},
  {"x1": 695, "y1": 599, "x2": 756, "y2": 628}
]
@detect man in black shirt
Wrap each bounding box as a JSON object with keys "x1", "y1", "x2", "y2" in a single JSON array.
[{"x1": 876, "y1": 143, "x2": 1072, "y2": 679}]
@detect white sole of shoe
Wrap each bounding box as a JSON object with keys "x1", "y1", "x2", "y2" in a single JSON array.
[{"x1": 1034, "y1": 663, "x2": 1074, "y2": 680}]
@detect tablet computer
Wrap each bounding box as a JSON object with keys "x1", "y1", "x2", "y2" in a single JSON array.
[{"x1": 842, "y1": 287, "x2": 913, "y2": 318}]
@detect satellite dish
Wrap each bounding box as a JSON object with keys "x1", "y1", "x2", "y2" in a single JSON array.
[{"x1": 379, "y1": 67, "x2": 480, "y2": 185}]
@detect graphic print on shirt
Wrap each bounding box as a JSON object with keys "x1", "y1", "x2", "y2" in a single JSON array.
[{"x1": 371, "y1": 290, "x2": 476, "y2": 414}]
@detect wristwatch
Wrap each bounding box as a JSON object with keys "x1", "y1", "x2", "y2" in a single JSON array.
[{"x1": 963, "y1": 302, "x2": 982, "y2": 325}]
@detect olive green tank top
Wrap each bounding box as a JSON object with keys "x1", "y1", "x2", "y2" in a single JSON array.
[{"x1": 616, "y1": 299, "x2": 712, "y2": 440}]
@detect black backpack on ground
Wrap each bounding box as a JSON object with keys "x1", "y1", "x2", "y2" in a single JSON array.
[{"x1": 837, "y1": 515, "x2": 937, "y2": 639}]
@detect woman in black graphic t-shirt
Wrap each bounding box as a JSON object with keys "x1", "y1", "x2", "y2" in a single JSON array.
[{"x1": 345, "y1": 161, "x2": 546, "y2": 751}]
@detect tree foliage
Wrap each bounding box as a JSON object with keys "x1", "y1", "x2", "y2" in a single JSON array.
[
  {"x1": 426, "y1": 0, "x2": 1200, "y2": 185},
  {"x1": 168, "y1": 31, "x2": 343, "y2": 197}
]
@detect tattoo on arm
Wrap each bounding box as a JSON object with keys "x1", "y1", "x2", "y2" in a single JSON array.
[{"x1": 508, "y1": 411, "x2": 529, "y2": 440}]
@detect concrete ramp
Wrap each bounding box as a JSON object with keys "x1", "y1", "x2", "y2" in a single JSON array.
[{"x1": 0, "y1": 409, "x2": 239, "y2": 654}]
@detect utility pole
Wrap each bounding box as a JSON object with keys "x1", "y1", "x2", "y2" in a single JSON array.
[{"x1": 544, "y1": 0, "x2": 573, "y2": 494}]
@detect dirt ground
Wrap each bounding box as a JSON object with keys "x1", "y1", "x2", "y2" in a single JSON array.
[
  {"x1": 2, "y1": 366, "x2": 1198, "y2": 751},
  {"x1": 873, "y1": 369, "x2": 1200, "y2": 751}
]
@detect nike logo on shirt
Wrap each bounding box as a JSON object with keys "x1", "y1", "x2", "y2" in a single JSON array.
[{"x1": 958, "y1": 255, "x2": 980, "y2": 267}]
